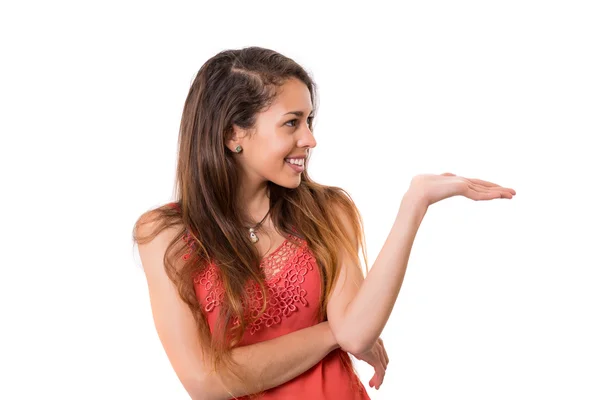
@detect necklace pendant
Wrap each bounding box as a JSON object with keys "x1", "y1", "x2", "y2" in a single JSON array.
[{"x1": 249, "y1": 228, "x2": 259, "y2": 243}]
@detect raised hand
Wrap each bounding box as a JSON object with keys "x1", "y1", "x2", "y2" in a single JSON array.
[
  {"x1": 409, "y1": 172, "x2": 516, "y2": 206},
  {"x1": 348, "y1": 337, "x2": 389, "y2": 390}
]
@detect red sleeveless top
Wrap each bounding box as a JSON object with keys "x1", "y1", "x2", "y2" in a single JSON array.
[{"x1": 169, "y1": 203, "x2": 370, "y2": 399}]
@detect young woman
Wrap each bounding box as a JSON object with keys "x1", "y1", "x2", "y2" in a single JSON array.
[{"x1": 133, "y1": 46, "x2": 516, "y2": 400}]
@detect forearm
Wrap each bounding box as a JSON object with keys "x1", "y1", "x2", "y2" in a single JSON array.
[
  {"x1": 202, "y1": 321, "x2": 339, "y2": 400},
  {"x1": 342, "y1": 191, "x2": 428, "y2": 353}
]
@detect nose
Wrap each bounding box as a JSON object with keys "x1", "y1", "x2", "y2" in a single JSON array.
[{"x1": 297, "y1": 124, "x2": 317, "y2": 149}]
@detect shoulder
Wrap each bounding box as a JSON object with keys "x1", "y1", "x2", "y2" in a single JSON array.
[{"x1": 135, "y1": 203, "x2": 185, "y2": 261}]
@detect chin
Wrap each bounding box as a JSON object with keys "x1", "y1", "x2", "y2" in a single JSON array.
[
  {"x1": 268, "y1": 162, "x2": 303, "y2": 189},
  {"x1": 270, "y1": 173, "x2": 302, "y2": 189},
  {"x1": 274, "y1": 178, "x2": 302, "y2": 189}
]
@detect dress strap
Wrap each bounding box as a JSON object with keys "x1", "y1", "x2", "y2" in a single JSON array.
[{"x1": 167, "y1": 201, "x2": 181, "y2": 211}]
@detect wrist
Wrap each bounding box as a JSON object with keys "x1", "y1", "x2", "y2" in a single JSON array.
[
  {"x1": 400, "y1": 189, "x2": 429, "y2": 217},
  {"x1": 321, "y1": 322, "x2": 340, "y2": 352},
  {"x1": 404, "y1": 186, "x2": 430, "y2": 209}
]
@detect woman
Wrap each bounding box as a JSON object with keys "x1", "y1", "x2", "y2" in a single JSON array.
[{"x1": 133, "y1": 46, "x2": 516, "y2": 400}]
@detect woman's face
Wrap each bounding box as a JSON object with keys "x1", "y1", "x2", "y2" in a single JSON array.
[{"x1": 229, "y1": 77, "x2": 317, "y2": 189}]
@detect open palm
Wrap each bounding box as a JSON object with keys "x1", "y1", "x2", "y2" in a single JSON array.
[{"x1": 409, "y1": 172, "x2": 516, "y2": 206}]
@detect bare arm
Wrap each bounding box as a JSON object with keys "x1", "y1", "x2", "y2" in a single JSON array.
[
  {"x1": 335, "y1": 191, "x2": 429, "y2": 354},
  {"x1": 329, "y1": 174, "x2": 515, "y2": 354},
  {"x1": 204, "y1": 322, "x2": 338, "y2": 400},
  {"x1": 137, "y1": 217, "x2": 339, "y2": 400}
]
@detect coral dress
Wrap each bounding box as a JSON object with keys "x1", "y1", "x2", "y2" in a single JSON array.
[{"x1": 172, "y1": 204, "x2": 370, "y2": 399}]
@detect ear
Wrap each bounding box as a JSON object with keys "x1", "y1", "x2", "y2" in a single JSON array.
[{"x1": 226, "y1": 124, "x2": 248, "y2": 152}]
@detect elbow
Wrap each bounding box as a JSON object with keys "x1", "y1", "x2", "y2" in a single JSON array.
[
  {"x1": 337, "y1": 328, "x2": 376, "y2": 355},
  {"x1": 183, "y1": 375, "x2": 220, "y2": 400},
  {"x1": 346, "y1": 339, "x2": 373, "y2": 356},
  {"x1": 335, "y1": 328, "x2": 369, "y2": 356},
  {"x1": 354, "y1": 339, "x2": 376, "y2": 355}
]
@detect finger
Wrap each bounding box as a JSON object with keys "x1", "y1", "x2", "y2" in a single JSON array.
[
  {"x1": 378, "y1": 360, "x2": 386, "y2": 379},
  {"x1": 467, "y1": 178, "x2": 517, "y2": 195},
  {"x1": 376, "y1": 344, "x2": 387, "y2": 370},
  {"x1": 465, "y1": 177, "x2": 502, "y2": 188},
  {"x1": 467, "y1": 184, "x2": 513, "y2": 200},
  {"x1": 372, "y1": 372, "x2": 383, "y2": 390},
  {"x1": 377, "y1": 339, "x2": 389, "y2": 365},
  {"x1": 369, "y1": 372, "x2": 382, "y2": 388},
  {"x1": 466, "y1": 190, "x2": 502, "y2": 201},
  {"x1": 376, "y1": 338, "x2": 389, "y2": 367},
  {"x1": 381, "y1": 343, "x2": 389, "y2": 365},
  {"x1": 376, "y1": 366, "x2": 385, "y2": 389},
  {"x1": 466, "y1": 186, "x2": 505, "y2": 201},
  {"x1": 468, "y1": 181, "x2": 515, "y2": 195}
]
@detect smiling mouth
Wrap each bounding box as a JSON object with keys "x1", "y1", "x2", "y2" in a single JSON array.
[{"x1": 284, "y1": 158, "x2": 305, "y2": 172}]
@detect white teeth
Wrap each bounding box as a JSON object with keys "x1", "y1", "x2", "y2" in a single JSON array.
[{"x1": 285, "y1": 158, "x2": 305, "y2": 166}]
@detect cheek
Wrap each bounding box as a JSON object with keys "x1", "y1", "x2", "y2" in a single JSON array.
[
  {"x1": 256, "y1": 135, "x2": 294, "y2": 168},
  {"x1": 272, "y1": 143, "x2": 293, "y2": 162}
]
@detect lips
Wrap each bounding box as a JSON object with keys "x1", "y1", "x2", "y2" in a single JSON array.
[{"x1": 285, "y1": 159, "x2": 305, "y2": 173}]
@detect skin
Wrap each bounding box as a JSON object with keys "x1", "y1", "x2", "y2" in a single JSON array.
[
  {"x1": 225, "y1": 77, "x2": 392, "y2": 390},
  {"x1": 226, "y1": 77, "x2": 316, "y2": 227},
  {"x1": 223, "y1": 79, "x2": 517, "y2": 392}
]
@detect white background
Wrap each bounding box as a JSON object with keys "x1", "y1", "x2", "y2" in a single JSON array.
[{"x1": 1, "y1": 0, "x2": 599, "y2": 399}]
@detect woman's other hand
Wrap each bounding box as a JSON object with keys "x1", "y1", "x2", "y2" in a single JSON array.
[
  {"x1": 348, "y1": 337, "x2": 389, "y2": 390},
  {"x1": 408, "y1": 172, "x2": 516, "y2": 207}
]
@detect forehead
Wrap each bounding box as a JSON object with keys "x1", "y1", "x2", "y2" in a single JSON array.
[{"x1": 266, "y1": 78, "x2": 313, "y2": 116}]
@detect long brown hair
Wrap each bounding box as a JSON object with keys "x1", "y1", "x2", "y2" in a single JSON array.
[{"x1": 132, "y1": 46, "x2": 370, "y2": 398}]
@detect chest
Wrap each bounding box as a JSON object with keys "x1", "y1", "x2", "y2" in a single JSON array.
[{"x1": 192, "y1": 235, "x2": 323, "y2": 338}]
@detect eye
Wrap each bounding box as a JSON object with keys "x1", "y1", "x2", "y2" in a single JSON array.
[{"x1": 286, "y1": 116, "x2": 315, "y2": 128}]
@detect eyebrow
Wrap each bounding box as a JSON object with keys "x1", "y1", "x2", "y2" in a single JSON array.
[{"x1": 283, "y1": 110, "x2": 314, "y2": 117}]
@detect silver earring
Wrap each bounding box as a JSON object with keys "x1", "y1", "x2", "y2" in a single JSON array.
[{"x1": 235, "y1": 145, "x2": 242, "y2": 153}]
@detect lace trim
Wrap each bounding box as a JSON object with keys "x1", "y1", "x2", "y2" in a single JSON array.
[
  {"x1": 168, "y1": 202, "x2": 314, "y2": 335},
  {"x1": 260, "y1": 234, "x2": 295, "y2": 281},
  {"x1": 191, "y1": 233, "x2": 316, "y2": 335},
  {"x1": 181, "y1": 230, "x2": 197, "y2": 261}
]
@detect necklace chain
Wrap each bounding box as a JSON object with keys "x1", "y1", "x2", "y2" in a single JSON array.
[{"x1": 248, "y1": 207, "x2": 270, "y2": 244}]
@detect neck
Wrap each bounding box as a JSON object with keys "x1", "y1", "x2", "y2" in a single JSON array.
[{"x1": 238, "y1": 180, "x2": 271, "y2": 227}]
